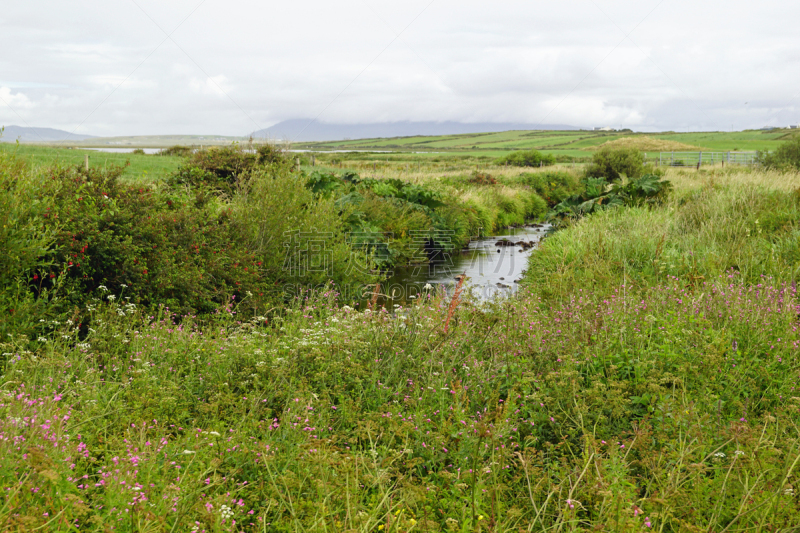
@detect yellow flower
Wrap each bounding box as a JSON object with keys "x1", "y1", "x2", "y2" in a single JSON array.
[
  {"x1": 378, "y1": 526, "x2": 385, "y2": 531},
  {"x1": 409, "y1": 519, "x2": 417, "y2": 525},
  {"x1": 478, "y1": 515, "x2": 485, "y2": 521}
]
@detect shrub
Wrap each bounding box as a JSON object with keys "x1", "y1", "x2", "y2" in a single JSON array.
[
  {"x1": 585, "y1": 146, "x2": 645, "y2": 181},
  {"x1": 0, "y1": 154, "x2": 61, "y2": 339},
  {"x1": 468, "y1": 170, "x2": 497, "y2": 185},
  {"x1": 158, "y1": 145, "x2": 193, "y2": 157},
  {"x1": 511, "y1": 170, "x2": 583, "y2": 205},
  {"x1": 170, "y1": 144, "x2": 292, "y2": 192},
  {"x1": 494, "y1": 149, "x2": 555, "y2": 167},
  {"x1": 758, "y1": 136, "x2": 800, "y2": 171}
]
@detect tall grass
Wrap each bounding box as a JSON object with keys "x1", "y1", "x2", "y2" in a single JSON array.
[
  {"x1": 526, "y1": 170, "x2": 800, "y2": 300},
  {"x1": 1, "y1": 271, "x2": 797, "y2": 531}
]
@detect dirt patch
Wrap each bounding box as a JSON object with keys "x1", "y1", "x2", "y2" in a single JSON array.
[{"x1": 588, "y1": 136, "x2": 704, "y2": 152}]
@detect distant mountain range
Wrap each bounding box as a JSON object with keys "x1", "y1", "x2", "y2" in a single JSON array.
[
  {"x1": 252, "y1": 120, "x2": 579, "y2": 142},
  {"x1": 0, "y1": 125, "x2": 95, "y2": 142}
]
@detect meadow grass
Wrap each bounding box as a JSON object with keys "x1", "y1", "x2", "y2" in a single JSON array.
[
  {"x1": 1, "y1": 155, "x2": 799, "y2": 531},
  {"x1": 297, "y1": 129, "x2": 791, "y2": 157},
  {"x1": 525, "y1": 167, "x2": 800, "y2": 301},
  {"x1": 0, "y1": 143, "x2": 184, "y2": 182}
]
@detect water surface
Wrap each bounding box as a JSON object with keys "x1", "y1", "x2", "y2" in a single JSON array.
[{"x1": 367, "y1": 225, "x2": 549, "y2": 307}]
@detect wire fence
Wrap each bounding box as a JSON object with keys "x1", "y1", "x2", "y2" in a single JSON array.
[{"x1": 656, "y1": 151, "x2": 759, "y2": 167}]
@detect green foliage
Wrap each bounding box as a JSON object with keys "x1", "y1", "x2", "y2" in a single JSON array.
[
  {"x1": 0, "y1": 155, "x2": 377, "y2": 331},
  {"x1": 305, "y1": 170, "x2": 344, "y2": 197},
  {"x1": 169, "y1": 144, "x2": 292, "y2": 192},
  {"x1": 494, "y1": 149, "x2": 556, "y2": 167},
  {"x1": 158, "y1": 145, "x2": 193, "y2": 157},
  {"x1": 507, "y1": 170, "x2": 583, "y2": 205},
  {"x1": 585, "y1": 146, "x2": 645, "y2": 181},
  {"x1": 0, "y1": 154, "x2": 61, "y2": 339},
  {"x1": 758, "y1": 135, "x2": 800, "y2": 170},
  {"x1": 549, "y1": 174, "x2": 672, "y2": 225}
]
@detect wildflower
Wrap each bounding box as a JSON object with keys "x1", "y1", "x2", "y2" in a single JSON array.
[
  {"x1": 107, "y1": 294, "x2": 116, "y2": 301},
  {"x1": 38, "y1": 337, "x2": 47, "y2": 342},
  {"x1": 208, "y1": 431, "x2": 221, "y2": 437},
  {"x1": 182, "y1": 450, "x2": 196, "y2": 455},
  {"x1": 220, "y1": 504, "x2": 234, "y2": 520},
  {"x1": 423, "y1": 283, "x2": 433, "y2": 291},
  {"x1": 713, "y1": 452, "x2": 726, "y2": 458}
]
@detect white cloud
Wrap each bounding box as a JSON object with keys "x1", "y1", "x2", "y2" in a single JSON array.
[{"x1": 0, "y1": 87, "x2": 35, "y2": 110}]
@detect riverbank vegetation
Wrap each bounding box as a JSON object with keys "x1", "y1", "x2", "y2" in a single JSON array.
[{"x1": 1, "y1": 142, "x2": 799, "y2": 531}]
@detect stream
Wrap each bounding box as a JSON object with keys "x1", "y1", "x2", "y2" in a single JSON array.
[{"x1": 363, "y1": 224, "x2": 550, "y2": 307}]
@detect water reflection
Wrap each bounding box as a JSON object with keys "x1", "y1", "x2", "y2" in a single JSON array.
[{"x1": 362, "y1": 224, "x2": 549, "y2": 307}]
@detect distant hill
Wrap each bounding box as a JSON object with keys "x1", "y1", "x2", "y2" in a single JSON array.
[
  {"x1": 0, "y1": 125, "x2": 95, "y2": 143},
  {"x1": 252, "y1": 120, "x2": 579, "y2": 142}
]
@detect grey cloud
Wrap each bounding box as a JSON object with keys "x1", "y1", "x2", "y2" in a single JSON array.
[{"x1": 1, "y1": 0, "x2": 799, "y2": 136}]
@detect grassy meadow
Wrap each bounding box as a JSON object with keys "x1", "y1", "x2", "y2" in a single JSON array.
[
  {"x1": 295, "y1": 128, "x2": 797, "y2": 159},
  {"x1": 1, "y1": 140, "x2": 800, "y2": 532}
]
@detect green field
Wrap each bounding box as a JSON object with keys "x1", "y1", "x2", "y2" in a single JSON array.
[
  {"x1": 296, "y1": 128, "x2": 796, "y2": 159},
  {"x1": 0, "y1": 143, "x2": 184, "y2": 181}
]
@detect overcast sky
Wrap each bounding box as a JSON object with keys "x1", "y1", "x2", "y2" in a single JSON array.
[{"x1": 2, "y1": 0, "x2": 799, "y2": 136}]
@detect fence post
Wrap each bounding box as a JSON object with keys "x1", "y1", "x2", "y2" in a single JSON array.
[
  {"x1": 311, "y1": 155, "x2": 315, "y2": 167},
  {"x1": 85, "y1": 154, "x2": 89, "y2": 171}
]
